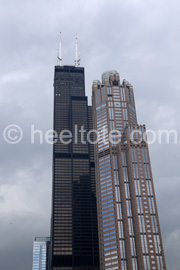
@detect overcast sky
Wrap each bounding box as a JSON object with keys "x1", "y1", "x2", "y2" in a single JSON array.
[{"x1": 0, "y1": 0, "x2": 180, "y2": 269}]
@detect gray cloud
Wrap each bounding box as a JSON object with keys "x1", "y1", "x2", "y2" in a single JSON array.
[{"x1": 0, "y1": 0, "x2": 179, "y2": 269}]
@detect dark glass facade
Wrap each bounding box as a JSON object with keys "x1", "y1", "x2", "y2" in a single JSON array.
[{"x1": 50, "y1": 65, "x2": 99, "y2": 270}]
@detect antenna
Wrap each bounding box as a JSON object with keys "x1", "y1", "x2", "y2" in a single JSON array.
[
  {"x1": 57, "y1": 32, "x2": 62, "y2": 66},
  {"x1": 57, "y1": 49, "x2": 59, "y2": 65},
  {"x1": 59, "y1": 32, "x2": 62, "y2": 66},
  {"x1": 75, "y1": 34, "x2": 80, "y2": 67}
]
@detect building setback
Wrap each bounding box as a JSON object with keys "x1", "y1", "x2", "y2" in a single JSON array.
[
  {"x1": 50, "y1": 65, "x2": 99, "y2": 270},
  {"x1": 92, "y1": 70, "x2": 166, "y2": 270}
]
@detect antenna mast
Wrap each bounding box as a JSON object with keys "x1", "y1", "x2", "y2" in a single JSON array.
[
  {"x1": 75, "y1": 35, "x2": 80, "y2": 67},
  {"x1": 57, "y1": 32, "x2": 62, "y2": 66},
  {"x1": 59, "y1": 32, "x2": 62, "y2": 66},
  {"x1": 57, "y1": 49, "x2": 59, "y2": 65}
]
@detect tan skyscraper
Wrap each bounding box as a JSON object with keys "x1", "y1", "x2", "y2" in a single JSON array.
[{"x1": 92, "y1": 71, "x2": 166, "y2": 270}]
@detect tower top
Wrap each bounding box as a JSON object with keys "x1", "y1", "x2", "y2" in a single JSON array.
[{"x1": 75, "y1": 35, "x2": 81, "y2": 67}]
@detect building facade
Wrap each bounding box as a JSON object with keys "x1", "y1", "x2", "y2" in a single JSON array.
[
  {"x1": 50, "y1": 65, "x2": 99, "y2": 270},
  {"x1": 92, "y1": 70, "x2": 166, "y2": 270},
  {"x1": 32, "y1": 237, "x2": 50, "y2": 270}
]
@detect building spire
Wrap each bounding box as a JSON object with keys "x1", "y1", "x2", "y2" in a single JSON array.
[
  {"x1": 75, "y1": 34, "x2": 80, "y2": 67},
  {"x1": 57, "y1": 32, "x2": 62, "y2": 66}
]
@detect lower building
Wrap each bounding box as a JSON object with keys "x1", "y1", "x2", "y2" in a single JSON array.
[{"x1": 32, "y1": 237, "x2": 50, "y2": 270}]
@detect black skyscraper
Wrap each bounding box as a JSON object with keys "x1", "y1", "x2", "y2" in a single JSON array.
[{"x1": 50, "y1": 65, "x2": 99, "y2": 270}]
